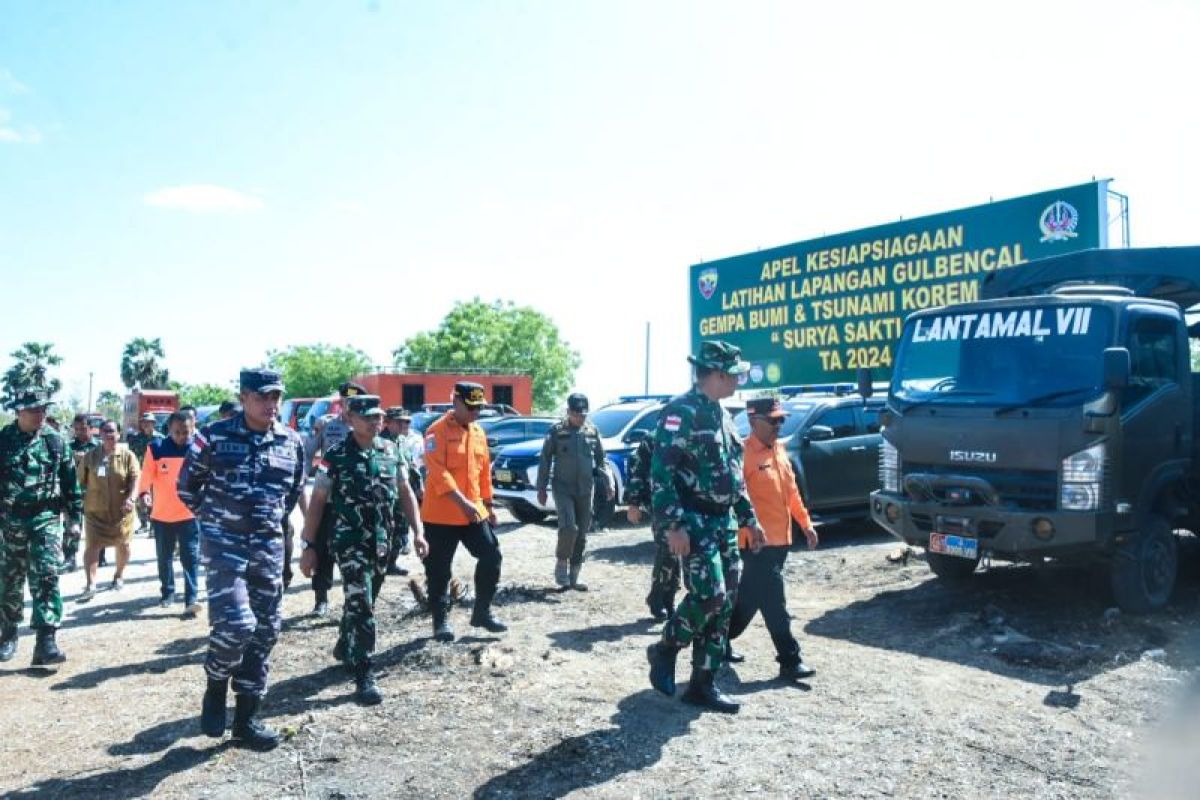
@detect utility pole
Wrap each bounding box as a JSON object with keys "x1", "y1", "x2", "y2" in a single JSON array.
[
  {"x1": 644, "y1": 322, "x2": 650, "y2": 395},
  {"x1": 87, "y1": 372, "x2": 94, "y2": 413}
]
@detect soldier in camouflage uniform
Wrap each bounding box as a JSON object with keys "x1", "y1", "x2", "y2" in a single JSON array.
[
  {"x1": 381, "y1": 406, "x2": 422, "y2": 576},
  {"x1": 65, "y1": 414, "x2": 100, "y2": 571},
  {"x1": 126, "y1": 413, "x2": 163, "y2": 535},
  {"x1": 179, "y1": 369, "x2": 306, "y2": 750},
  {"x1": 0, "y1": 389, "x2": 83, "y2": 667},
  {"x1": 646, "y1": 341, "x2": 765, "y2": 714},
  {"x1": 308, "y1": 381, "x2": 366, "y2": 616},
  {"x1": 536, "y1": 392, "x2": 610, "y2": 591},
  {"x1": 625, "y1": 435, "x2": 680, "y2": 620},
  {"x1": 300, "y1": 396, "x2": 428, "y2": 704}
]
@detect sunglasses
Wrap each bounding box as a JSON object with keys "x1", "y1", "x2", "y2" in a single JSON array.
[{"x1": 756, "y1": 416, "x2": 785, "y2": 426}]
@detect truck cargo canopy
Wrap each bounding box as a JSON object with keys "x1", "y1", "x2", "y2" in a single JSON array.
[{"x1": 981, "y1": 246, "x2": 1200, "y2": 309}]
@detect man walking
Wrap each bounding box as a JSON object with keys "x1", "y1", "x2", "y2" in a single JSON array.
[
  {"x1": 536, "y1": 393, "x2": 609, "y2": 591},
  {"x1": 421, "y1": 382, "x2": 505, "y2": 642},
  {"x1": 179, "y1": 369, "x2": 306, "y2": 750},
  {"x1": 0, "y1": 389, "x2": 82, "y2": 667},
  {"x1": 381, "y1": 407, "x2": 423, "y2": 575},
  {"x1": 727, "y1": 396, "x2": 818, "y2": 681},
  {"x1": 65, "y1": 414, "x2": 99, "y2": 571},
  {"x1": 126, "y1": 413, "x2": 163, "y2": 536},
  {"x1": 646, "y1": 341, "x2": 765, "y2": 713}
]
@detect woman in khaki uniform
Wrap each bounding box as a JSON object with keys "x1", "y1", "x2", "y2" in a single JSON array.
[{"x1": 77, "y1": 420, "x2": 140, "y2": 601}]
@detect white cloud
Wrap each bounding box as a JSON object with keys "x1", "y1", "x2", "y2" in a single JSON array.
[
  {"x1": 143, "y1": 184, "x2": 265, "y2": 213},
  {"x1": 0, "y1": 108, "x2": 40, "y2": 144},
  {"x1": 0, "y1": 69, "x2": 29, "y2": 95}
]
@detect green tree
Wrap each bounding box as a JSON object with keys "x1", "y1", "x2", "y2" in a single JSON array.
[
  {"x1": 2, "y1": 341, "x2": 63, "y2": 407},
  {"x1": 174, "y1": 382, "x2": 235, "y2": 408},
  {"x1": 266, "y1": 345, "x2": 374, "y2": 399},
  {"x1": 120, "y1": 337, "x2": 170, "y2": 389},
  {"x1": 393, "y1": 299, "x2": 579, "y2": 412},
  {"x1": 96, "y1": 390, "x2": 123, "y2": 421}
]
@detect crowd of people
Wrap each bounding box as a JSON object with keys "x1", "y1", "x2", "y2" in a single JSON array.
[{"x1": 0, "y1": 338, "x2": 819, "y2": 751}]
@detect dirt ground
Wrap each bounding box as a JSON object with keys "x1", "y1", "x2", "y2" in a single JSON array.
[{"x1": 1, "y1": 509, "x2": 1197, "y2": 799}]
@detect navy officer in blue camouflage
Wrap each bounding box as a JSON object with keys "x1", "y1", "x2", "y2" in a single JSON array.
[{"x1": 178, "y1": 368, "x2": 306, "y2": 751}]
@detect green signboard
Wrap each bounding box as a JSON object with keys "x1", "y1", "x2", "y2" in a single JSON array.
[{"x1": 689, "y1": 181, "x2": 1109, "y2": 388}]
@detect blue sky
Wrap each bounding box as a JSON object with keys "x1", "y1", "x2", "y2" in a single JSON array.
[{"x1": 2, "y1": 1, "x2": 1198, "y2": 408}]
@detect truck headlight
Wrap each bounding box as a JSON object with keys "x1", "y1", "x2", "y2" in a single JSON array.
[
  {"x1": 1060, "y1": 444, "x2": 1103, "y2": 511},
  {"x1": 879, "y1": 441, "x2": 900, "y2": 493}
]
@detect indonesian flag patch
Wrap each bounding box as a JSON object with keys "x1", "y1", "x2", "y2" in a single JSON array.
[{"x1": 663, "y1": 414, "x2": 682, "y2": 432}]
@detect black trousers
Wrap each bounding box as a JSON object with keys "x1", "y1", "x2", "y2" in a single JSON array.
[
  {"x1": 728, "y1": 545, "x2": 800, "y2": 667},
  {"x1": 423, "y1": 521, "x2": 502, "y2": 611},
  {"x1": 311, "y1": 509, "x2": 338, "y2": 595}
]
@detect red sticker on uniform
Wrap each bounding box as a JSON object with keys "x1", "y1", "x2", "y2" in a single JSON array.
[{"x1": 664, "y1": 414, "x2": 682, "y2": 432}]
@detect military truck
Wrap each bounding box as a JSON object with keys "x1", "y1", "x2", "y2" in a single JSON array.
[{"x1": 870, "y1": 247, "x2": 1200, "y2": 612}]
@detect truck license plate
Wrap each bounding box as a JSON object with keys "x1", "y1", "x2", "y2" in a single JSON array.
[
  {"x1": 929, "y1": 532, "x2": 978, "y2": 560},
  {"x1": 495, "y1": 469, "x2": 513, "y2": 483}
]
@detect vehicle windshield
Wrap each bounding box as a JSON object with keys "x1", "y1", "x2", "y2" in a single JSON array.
[
  {"x1": 410, "y1": 411, "x2": 441, "y2": 433},
  {"x1": 589, "y1": 407, "x2": 642, "y2": 438},
  {"x1": 733, "y1": 402, "x2": 816, "y2": 440},
  {"x1": 892, "y1": 303, "x2": 1113, "y2": 407}
]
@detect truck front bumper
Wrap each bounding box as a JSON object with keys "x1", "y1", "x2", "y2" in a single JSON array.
[{"x1": 869, "y1": 491, "x2": 1134, "y2": 560}]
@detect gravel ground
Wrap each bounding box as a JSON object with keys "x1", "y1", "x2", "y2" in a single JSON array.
[{"x1": 0, "y1": 510, "x2": 1196, "y2": 799}]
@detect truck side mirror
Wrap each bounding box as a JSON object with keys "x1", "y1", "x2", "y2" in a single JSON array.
[
  {"x1": 857, "y1": 367, "x2": 873, "y2": 399},
  {"x1": 1103, "y1": 347, "x2": 1131, "y2": 390},
  {"x1": 486, "y1": 437, "x2": 499, "y2": 449},
  {"x1": 804, "y1": 425, "x2": 835, "y2": 444}
]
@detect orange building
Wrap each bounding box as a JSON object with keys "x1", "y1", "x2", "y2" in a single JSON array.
[{"x1": 353, "y1": 370, "x2": 533, "y2": 414}]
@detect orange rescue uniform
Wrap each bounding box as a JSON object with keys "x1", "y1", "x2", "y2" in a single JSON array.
[
  {"x1": 739, "y1": 434, "x2": 811, "y2": 548},
  {"x1": 420, "y1": 411, "x2": 493, "y2": 525}
]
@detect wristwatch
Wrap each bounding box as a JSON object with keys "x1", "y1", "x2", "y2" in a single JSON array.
[{"x1": 300, "y1": 539, "x2": 316, "y2": 551}]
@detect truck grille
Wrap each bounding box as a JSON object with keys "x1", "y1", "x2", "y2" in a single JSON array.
[{"x1": 902, "y1": 463, "x2": 1058, "y2": 512}]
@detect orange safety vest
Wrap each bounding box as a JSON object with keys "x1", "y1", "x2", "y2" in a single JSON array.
[{"x1": 420, "y1": 411, "x2": 493, "y2": 526}]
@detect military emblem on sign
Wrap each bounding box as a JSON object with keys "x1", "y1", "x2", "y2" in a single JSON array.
[
  {"x1": 698, "y1": 268, "x2": 719, "y2": 300},
  {"x1": 1039, "y1": 200, "x2": 1079, "y2": 242}
]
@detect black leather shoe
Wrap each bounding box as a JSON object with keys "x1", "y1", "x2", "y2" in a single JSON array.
[
  {"x1": 726, "y1": 645, "x2": 746, "y2": 664},
  {"x1": 354, "y1": 662, "x2": 383, "y2": 706},
  {"x1": 681, "y1": 669, "x2": 740, "y2": 714},
  {"x1": 470, "y1": 609, "x2": 508, "y2": 633},
  {"x1": 30, "y1": 627, "x2": 65, "y2": 667},
  {"x1": 312, "y1": 592, "x2": 330, "y2": 617},
  {"x1": 386, "y1": 563, "x2": 408, "y2": 576},
  {"x1": 200, "y1": 678, "x2": 228, "y2": 737},
  {"x1": 647, "y1": 642, "x2": 680, "y2": 696},
  {"x1": 780, "y1": 661, "x2": 816, "y2": 681},
  {"x1": 231, "y1": 694, "x2": 281, "y2": 751},
  {"x1": 0, "y1": 625, "x2": 17, "y2": 662}
]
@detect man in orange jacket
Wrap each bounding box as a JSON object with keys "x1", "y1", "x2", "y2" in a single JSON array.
[
  {"x1": 729, "y1": 396, "x2": 818, "y2": 682},
  {"x1": 420, "y1": 382, "x2": 505, "y2": 642}
]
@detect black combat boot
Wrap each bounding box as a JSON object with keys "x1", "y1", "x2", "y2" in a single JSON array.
[
  {"x1": 681, "y1": 668, "x2": 740, "y2": 714},
  {"x1": 230, "y1": 694, "x2": 281, "y2": 751},
  {"x1": 0, "y1": 624, "x2": 17, "y2": 662},
  {"x1": 30, "y1": 626, "x2": 65, "y2": 666},
  {"x1": 200, "y1": 678, "x2": 229, "y2": 737},
  {"x1": 470, "y1": 580, "x2": 507, "y2": 632},
  {"x1": 725, "y1": 642, "x2": 746, "y2": 664},
  {"x1": 312, "y1": 590, "x2": 330, "y2": 617},
  {"x1": 432, "y1": 597, "x2": 455, "y2": 643},
  {"x1": 647, "y1": 641, "x2": 681, "y2": 696},
  {"x1": 646, "y1": 589, "x2": 667, "y2": 621},
  {"x1": 354, "y1": 661, "x2": 383, "y2": 706}
]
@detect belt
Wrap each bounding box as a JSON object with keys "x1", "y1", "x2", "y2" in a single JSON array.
[{"x1": 681, "y1": 497, "x2": 731, "y2": 516}]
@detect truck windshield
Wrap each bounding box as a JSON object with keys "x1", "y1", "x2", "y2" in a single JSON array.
[{"x1": 892, "y1": 303, "x2": 1112, "y2": 408}]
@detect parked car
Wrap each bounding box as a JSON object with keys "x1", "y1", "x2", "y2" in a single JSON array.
[
  {"x1": 731, "y1": 389, "x2": 885, "y2": 518},
  {"x1": 479, "y1": 415, "x2": 557, "y2": 458},
  {"x1": 299, "y1": 396, "x2": 342, "y2": 434},
  {"x1": 280, "y1": 397, "x2": 316, "y2": 431}
]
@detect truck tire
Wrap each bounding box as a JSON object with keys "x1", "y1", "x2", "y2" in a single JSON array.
[
  {"x1": 512, "y1": 504, "x2": 548, "y2": 525},
  {"x1": 926, "y1": 551, "x2": 980, "y2": 582},
  {"x1": 1110, "y1": 516, "x2": 1177, "y2": 614}
]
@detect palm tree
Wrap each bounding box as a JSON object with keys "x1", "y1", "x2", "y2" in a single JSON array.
[
  {"x1": 2, "y1": 341, "x2": 63, "y2": 406},
  {"x1": 120, "y1": 337, "x2": 170, "y2": 389}
]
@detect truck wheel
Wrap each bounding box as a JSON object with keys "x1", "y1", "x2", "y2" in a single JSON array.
[
  {"x1": 1110, "y1": 516, "x2": 1177, "y2": 614},
  {"x1": 926, "y1": 551, "x2": 980, "y2": 582},
  {"x1": 512, "y1": 505, "x2": 548, "y2": 525}
]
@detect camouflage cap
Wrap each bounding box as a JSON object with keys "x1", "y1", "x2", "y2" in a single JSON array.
[
  {"x1": 687, "y1": 340, "x2": 750, "y2": 375},
  {"x1": 567, "y1": 392, "x2": 589, "y2": 413},
  {"x1": 8, "y1": 388, "x2": 54, "y2": 411},
  {"x1": 338, "y1": 381, "x2": 367, "y2": 398},
  {"x1": 240, "y1": 368, "x2": 285, "y2": 394},
  {"x1": 347, "y1": 394, "x2": 384, "y2": 417},
  {"x1": 454, "y1": 381, "x2": 486, "y2": 407},
  {"x1": 384, "y1": 406, "x2": 412, "y2": 421}
]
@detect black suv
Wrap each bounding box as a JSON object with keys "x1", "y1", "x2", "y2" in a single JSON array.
[{"x1": 732, "y1": 388, "x2": 886, "y2": 519}]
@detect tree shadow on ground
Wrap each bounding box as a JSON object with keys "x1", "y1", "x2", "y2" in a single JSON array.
[
  {"x1": 51, "y1": 650, "x2": 203, "y2": 691},
  {"x1": 547, "y1": 620, "x2": 658, "y2": 653},
  {"x1": 805, "y1": 554, "x2": 1200, "y2": 686},
  {"x1": 587, "y1": 540, "x2": 656, "y2": 567},
  {"x1": 473, "y1": 690, "x2": 702, "y2": 799},
  {"x1": 8, "y1": 744, "x2": 222, "y2": 800}
]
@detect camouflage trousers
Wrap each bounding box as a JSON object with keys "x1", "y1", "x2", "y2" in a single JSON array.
[
  {"x1": 661, "y1": 519, "x2": 742, "y2": 672},
  {"x1": 386, "y1": 506, "x2": 410, "y2": 566},
  {"x1": 334, "y1": 535, "x2": 386, "y2": 667},
  {"x1": 648, "y1": 525, "x2": 681, "y2": 600},
  {"x1": 0, "y1": 512, "x2": 64, "y2": 630},
  {"x1": 201, "y1": 525, "x2": 283, "y2": 697}
]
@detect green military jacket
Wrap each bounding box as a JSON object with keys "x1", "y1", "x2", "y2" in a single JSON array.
[
  {"x1": 0, "y1": 422, "x2": 84, "y2": 527},
  {"x1": 317, "y1": 435, "x2": 407, "y2": 551},
  {"x1": 650, "y1": 387, "x2": 758, "y2": 535},
  {"x1": 125, "y1": 431, "x2": 162, "y2": 465},
  {"x1": 536, "y1": 419, "x2": 607, "y2": 495}
]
